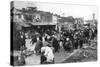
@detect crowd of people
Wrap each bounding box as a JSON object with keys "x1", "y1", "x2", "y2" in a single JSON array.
[{"x1": 13, "y1": 24, "x2": 97, "y2": 65}]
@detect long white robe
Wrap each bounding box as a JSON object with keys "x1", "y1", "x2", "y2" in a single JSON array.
[
  {"x1": 25, "y1": 39, "x2": 36, "y2": 51},
  {"x1": 41, "y1": 46, "x2": 54, "y2": 62}
]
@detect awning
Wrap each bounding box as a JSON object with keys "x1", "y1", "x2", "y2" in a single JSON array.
[{"x1": 29, "y1": 22, "x2": 57, "y2": 26}]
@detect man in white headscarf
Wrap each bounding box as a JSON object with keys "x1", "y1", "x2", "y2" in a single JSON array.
[{"x1": 41, "y1": 44, "x2": 54, "y2": 64}]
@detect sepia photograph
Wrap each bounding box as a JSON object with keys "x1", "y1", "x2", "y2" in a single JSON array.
[{"x1": 10, "y1": 1, "x2": 98, "y2": 66}]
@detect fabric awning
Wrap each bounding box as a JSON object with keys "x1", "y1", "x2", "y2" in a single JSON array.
[{"x1": 29, "y1": 22, "x2": 57, "y2": 26}]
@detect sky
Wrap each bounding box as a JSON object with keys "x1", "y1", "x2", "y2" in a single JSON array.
[{"x1": 13, "y1": 1, "x2": 98, "y2": 20}]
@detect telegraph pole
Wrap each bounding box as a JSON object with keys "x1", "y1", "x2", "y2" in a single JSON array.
[{"x1": 93, "y1": 13, "x2": 95, "y2": 25}]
